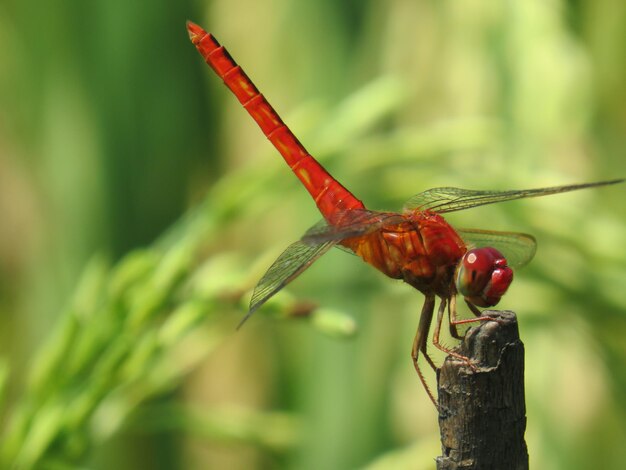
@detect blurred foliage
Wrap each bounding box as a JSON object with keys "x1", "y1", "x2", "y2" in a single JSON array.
[{"x1": 0, "y1": 0, "x2": 624, "y2": 469}]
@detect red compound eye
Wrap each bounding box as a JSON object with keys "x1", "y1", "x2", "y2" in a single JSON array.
[{"x1": 456, "y1": 247, "x2": 513, "y2": 307}]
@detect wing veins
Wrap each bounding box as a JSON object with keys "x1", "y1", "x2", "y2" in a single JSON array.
[
  {"x1": 404, "y1": 180, "x2": 623, "y2": 214},
  {"x1": 240, "y1": 238, "x2": 336, "y2": 328}
]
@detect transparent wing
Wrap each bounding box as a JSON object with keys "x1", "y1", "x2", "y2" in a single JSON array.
[
  {"x1": 458, "y1": 228, "x2": 537, "y2": 268},
  {"x1": 302, "y1": 210, "x2": 405, "y2": 244},
  {"x1": 403, "y1": 180, "x2": 623, "y2": 214},
  {"x1": 240, "y1": 237, "x2": 336, "y2": 328},
  {"x1": 304, "y1": 220, "x2": 358, "y2": 255}
]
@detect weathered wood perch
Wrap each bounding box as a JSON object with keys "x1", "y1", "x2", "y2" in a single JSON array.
[{"x1": 436, "y1": 310, "x2": 528, "y2": 470}]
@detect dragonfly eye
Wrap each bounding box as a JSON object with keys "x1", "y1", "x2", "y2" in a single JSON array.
[{"x1": 455, "y1": 247, "x2": 513, "y2": 307}]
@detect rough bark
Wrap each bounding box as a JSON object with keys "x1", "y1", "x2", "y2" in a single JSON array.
[{"x1": 436, "y1": 310, "x2": 528, "y2": 470}]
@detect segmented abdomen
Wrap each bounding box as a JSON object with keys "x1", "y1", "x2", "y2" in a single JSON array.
[{"x1": 187, "y1": 22, "x2": 364, "y2": 222}]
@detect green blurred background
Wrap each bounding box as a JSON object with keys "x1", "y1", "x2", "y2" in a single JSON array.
[{"x1": 0, "y1": 0, "x2": 625, "y2": 469}]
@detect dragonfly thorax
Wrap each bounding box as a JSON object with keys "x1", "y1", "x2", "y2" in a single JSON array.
[{"x1": 340, "y1": 211, "x2": 467, "y2": 298}]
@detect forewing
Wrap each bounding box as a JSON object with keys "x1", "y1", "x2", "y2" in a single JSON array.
[
  {"x1": 240, "y1": 238, "x2": 336, "y2": 328},
  {"x1": 403, "y1": 180, "x2": 622, "y2": 214},
  {"x1": 458, "y1": 228, "x2": 537, "y2": 268},
  {"x1": 302, "y1": 210, "x2": 405, "y2": 244}
]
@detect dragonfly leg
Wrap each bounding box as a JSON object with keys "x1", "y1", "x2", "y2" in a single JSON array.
[
  {"x1": 466, "y1": 299, "x2": 483, "y2": 317},
  {"x1": 435, "y1": 299, "x2": 504, "y2": 370},
  {"x1": 447, "y1": 300, "x2": 505, "y2": 327},
  {"x1": 411, "y1": 295, "x2": 438, "y2": 407},
  {"x1": 433, "y1": 298, "x2": 477, "y2": 371},
  {"x1": 447, "y1": 297, "x2": 502, "y2": 336},
  {"x1": 447, "y1": 295, "x2": 463, "y2": 339}
]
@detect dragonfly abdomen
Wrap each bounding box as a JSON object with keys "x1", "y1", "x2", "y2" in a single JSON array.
[{"x1": 187, "y1": 22, "x2": 364, "y2": 221}]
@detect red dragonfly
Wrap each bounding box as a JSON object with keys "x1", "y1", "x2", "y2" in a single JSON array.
[{"x1": 187, "y1": 21, "x2": 621, "y2": 405}]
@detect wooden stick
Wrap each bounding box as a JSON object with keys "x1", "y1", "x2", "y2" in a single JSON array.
[{"x1": 436, "y1": 310, "x2": 528, "y2": 470}]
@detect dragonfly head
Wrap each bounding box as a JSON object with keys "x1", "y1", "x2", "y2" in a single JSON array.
[{"x1": 455, "y1": 247, "x2": 513, "y2": 307}]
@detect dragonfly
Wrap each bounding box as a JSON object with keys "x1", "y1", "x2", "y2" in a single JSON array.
[{"x1": 187, "y1": 21, "x2": 622, "y2": 405}]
